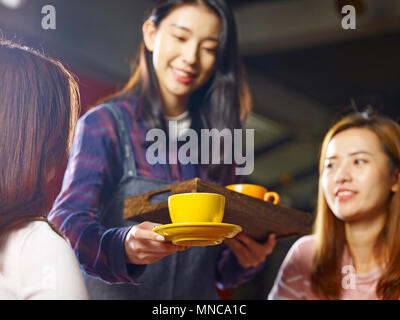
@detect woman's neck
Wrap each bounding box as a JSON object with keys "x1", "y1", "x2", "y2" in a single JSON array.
[
  {"x1": 160, "y1": 92, "x2": 189, "y2": 117},
  {"x1": 345, "y1": 210, "x2": 387, "y2": 274}
]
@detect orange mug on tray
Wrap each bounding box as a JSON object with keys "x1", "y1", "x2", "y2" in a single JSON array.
[{"x1": 226, "y1": 184, "x2": 280, "y2": 205}]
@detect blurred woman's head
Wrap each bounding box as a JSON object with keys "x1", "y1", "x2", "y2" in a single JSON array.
[
  {"x1": 0, "y1": 40, "x2": 80, "y2": 232},
  {"x1": 99, "y1": 0, "x2": 251, "y2": 183},
  {"x1": 107, "y1": 0, "x2": 251, "y2": 130},
  {"x1": 142, "y1": 2, "x2": 221, "y2": 112},
  {"x1": 321, "y1": 122, "x2": 399, "y2": 224},
  {"x1": 311, "y1": 109, "x2": 400, "y2": 299}
]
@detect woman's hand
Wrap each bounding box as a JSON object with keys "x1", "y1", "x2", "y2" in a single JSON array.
[
  {"x1": 224, "y1": 233, "x2": 276, "y2": 269},
  {"x1": 124, "y1": 221, "x2": 188, "y2": 265}
]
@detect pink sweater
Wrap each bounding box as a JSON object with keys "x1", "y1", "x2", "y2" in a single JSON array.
[{"x1": 268, "y1": 235, "x2": 383, "y2": 300}]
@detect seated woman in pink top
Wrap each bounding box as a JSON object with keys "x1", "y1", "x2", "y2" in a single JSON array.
[{"x1": 269, "y1": 109, "x2": 400, "y2": 300}]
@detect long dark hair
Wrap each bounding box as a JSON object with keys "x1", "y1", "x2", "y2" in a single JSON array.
[
  {"x1": 99, "y1": 0, "x2": 252, "y2": 182},
  {"x1": 0, "y1": 40, "x2": 80, "y2": 234}
]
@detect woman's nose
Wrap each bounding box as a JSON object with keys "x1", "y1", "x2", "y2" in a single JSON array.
[
  {"x1": 182, "y1": 42, "x2": 198, "y2": 65},
  {"x1": 334, "y1": 163, "x2": 352, "y2": 184}
]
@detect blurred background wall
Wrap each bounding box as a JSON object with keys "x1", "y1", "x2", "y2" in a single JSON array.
[{"x1": 1, "y1": 0, "x2": 399, "y2": 299}]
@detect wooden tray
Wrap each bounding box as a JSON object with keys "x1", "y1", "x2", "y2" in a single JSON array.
[{"x1": 123, "y1": 178, "x2": 312, "y2": 241}]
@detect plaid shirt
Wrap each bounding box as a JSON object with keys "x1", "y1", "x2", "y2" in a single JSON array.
[{"x1": 48, "y1": 98, "x2": 263, "y2": 289}]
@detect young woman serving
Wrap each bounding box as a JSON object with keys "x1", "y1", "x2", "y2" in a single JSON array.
[{"x1": 49, "y1": 0, "x2": 276, "y2": 299}]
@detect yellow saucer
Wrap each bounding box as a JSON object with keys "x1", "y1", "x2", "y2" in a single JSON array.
[{"x1": 153, "y1": 222, "x2": 242, "y2": 246}]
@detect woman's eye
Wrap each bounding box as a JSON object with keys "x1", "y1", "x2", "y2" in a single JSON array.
[
  {"x1": 203, "y1": 48, "x2": 215, "y2": 54},
  {"x1": 354, "y1": 159, "x2": 367, "y2": 165},
  {"x1": 173, "y1": 35, "x2": 186, "y2": 41},
  {"x1": 324, "y1": 162, "x2": 335, "y2": 169},
  {"x1": 203, "y1": 47, "x2": 216, "y2": 53}
]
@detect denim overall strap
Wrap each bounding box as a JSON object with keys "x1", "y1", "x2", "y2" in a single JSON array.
[{"x1": 103, "y1": 103, "x2": 137, "y2": 179}]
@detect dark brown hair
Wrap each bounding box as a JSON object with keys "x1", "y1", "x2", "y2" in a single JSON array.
[{"x1": 0, "y1": 40, "x2": 80, "y2": 234}]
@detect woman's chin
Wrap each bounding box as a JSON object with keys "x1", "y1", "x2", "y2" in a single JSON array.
[{"x1": 332, "y1": 210, "x2": 360, "y2": 222}]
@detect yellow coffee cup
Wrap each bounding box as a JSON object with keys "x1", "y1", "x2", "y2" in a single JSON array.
[
  {"x1": 168, "y1": 193, "x2": 225, "y2": 224},
  {"x1": 226, "y1": 184, "x2": 280, "y2": 205}
]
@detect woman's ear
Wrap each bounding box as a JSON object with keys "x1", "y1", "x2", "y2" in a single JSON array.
[
  {"x1": 391, "y1": 168, "x2": 400, "y2": 193},
  {"x1": 142, "y1": 20, "x2": 157, "y2": 52}
]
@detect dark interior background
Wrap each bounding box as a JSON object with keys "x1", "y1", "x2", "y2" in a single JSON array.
[{"x1": 1, "y1": 0, "x2": 399, "y2": 299}]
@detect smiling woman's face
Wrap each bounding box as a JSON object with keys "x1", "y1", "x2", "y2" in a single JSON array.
[
  {"x1": 321, "y1": 127, "x2": 398, "y2": 222},
  {"x1": 143, "y1": 4, "x2": 221, "y2": 105}
]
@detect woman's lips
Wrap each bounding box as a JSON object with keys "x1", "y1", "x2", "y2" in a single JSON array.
[
  {"x1": 171, "y1": 67, "x2": 196, "y2": 84},
  {"x1": 335, "y1": 189, "x2": 357, "y2": 202}
]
